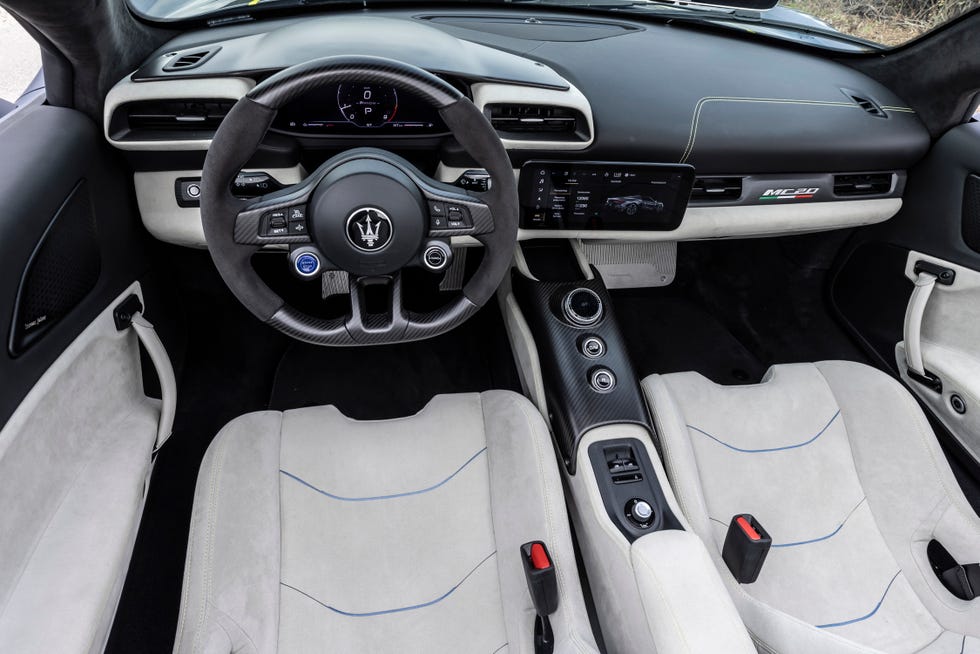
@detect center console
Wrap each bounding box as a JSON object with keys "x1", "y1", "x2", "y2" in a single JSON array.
[
  {"x1": 506, "y1": 231, "x2": 756, "y2": 654},
  {"x1": 511, "y1": 242, "x2": 681, "y2": 542}
]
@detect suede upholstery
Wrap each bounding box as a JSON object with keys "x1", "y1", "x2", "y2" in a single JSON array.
[
  {"x1": 0, "y1": 284, "x2": 160, "y2": 653},
  {"x1": 644, "y1": 361, "x2": 980, "y2": 654},
  {"x1": 174, "y1": 391, "x2": 597, "y2": 654}
]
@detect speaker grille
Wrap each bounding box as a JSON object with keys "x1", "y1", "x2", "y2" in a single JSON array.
[
  {"x1": 10, "y1": 181, "x2": 101, "y2": 355},
  {"x1": 963, "y1": 173, "x2": 980, "y2": 253}
]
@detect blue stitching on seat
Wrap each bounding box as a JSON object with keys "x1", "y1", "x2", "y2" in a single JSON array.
[
  {"x1": 687, "y1": 411, "x2": 840, "y2": 453},
  {"x1": 815, "y1": 571, "x2": 901, "y2": 629},
  {"x1": 770, "y1": 497, "x2": 866, "y2": 548},
  {"x1": 279, "y1": 447, "x2": 487, "y2": 501},
  {"x1": 771, "y1": 522, "x2": 845, "y2": 548},
  {"x1": 281, "y1": 551, "x2": 496, "y2": 617}
]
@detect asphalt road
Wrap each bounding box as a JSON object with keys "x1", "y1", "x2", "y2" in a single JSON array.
[{"x1": 0, "y1": 9, "x2": 42, "y2": 103}]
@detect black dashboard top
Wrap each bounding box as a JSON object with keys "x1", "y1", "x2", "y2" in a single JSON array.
[{"x1": 125, "y1": 9, "x2": 931, "y2": 174}]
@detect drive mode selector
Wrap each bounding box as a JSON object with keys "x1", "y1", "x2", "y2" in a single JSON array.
[
  {"x1": 561, "y1": 288, "x2": 604, "y2": 326},
  {"x1": 626, "y1": 498, "x2": 655, "y2": 529}
]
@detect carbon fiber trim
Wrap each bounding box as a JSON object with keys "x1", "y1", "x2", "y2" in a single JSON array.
[
  {"x1": 248, "y1": 55, "x2": 462, "y2": 110},
  {"x1": 513, "y1": 271, "x2": 650, "y2": 472}
]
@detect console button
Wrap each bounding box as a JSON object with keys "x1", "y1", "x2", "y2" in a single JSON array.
[
  {"x1": 626, "y1": 498, "x2": 655, "y2": 528},
  {"x1": 589, "y1": 368, "x2": 616, "y2": 393},
  {"x1": 580, "y1": 336, "x2": 606, "y2": 359},
  {"x1": 288, "y1": 221, "x2": 307, "y2": 235},
  {"x1": 288, "y1": 206, "x2": 306, "y2": 221},
  {"x1": 294, "y1": 252, "x2": 320, "y2": 277},
  {"x1": 562, "y1": 288, "x2": 604, "y2": 326},
  {"x1": 422, "y1": 242, "x2": 452, "y2": 271}
]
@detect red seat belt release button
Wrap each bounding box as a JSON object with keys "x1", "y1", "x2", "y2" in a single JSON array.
[
  {"x1": 530, "y1": 542, "x2": 552, "y2": 570},
  {"x1": 737, "y1": 515, "x2": 762, "y2": 541}
]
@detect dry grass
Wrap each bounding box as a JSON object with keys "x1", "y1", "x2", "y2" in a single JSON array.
[{"x1": 783, "y1": 0, "x2": 979, "y2": 45}]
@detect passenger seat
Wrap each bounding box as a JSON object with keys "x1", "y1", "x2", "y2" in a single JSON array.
[{"x1": 643, "y1": 361, "x2": 980, "y2": 653}]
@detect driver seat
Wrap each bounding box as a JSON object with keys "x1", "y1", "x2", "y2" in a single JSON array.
[{"x1": 173, "y1": 391, "x2": 599, "y2": 653}]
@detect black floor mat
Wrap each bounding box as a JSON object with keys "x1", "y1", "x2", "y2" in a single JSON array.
[
  {"x1": 616, "y1": 236, "x2": 872, "y2": 383},
  {"x1": 269, "y1": 303, "x2": 521, "y2": 420}
]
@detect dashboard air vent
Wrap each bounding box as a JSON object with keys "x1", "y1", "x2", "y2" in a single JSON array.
[
  {"x1": 842, "y1": 89, "x2": 886, "y2": 118},
  {"x1": 833, "y1": 172, "x2": 894, "y2": 196},
  {"x1": 162, "y1": 47, "x2": 220, "y2": 72},
  {"x1": 691, "y1": 177, "x2": 742, "y2": 202},
  {"x1": 486, "y1": 104, "x2": 580, "y2": 134},
  {"x1": 108, "y1": 99, "x2": 235, "y2": 141}
]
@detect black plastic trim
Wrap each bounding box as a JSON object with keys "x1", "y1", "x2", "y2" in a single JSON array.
[{"x1": 588, "y1": 437, "x2": 683, "y2": 541}]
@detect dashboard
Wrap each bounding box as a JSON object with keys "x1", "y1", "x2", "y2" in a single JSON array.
[{"x1": 102, "y1": 9, "x2": 929, "y2": 248}]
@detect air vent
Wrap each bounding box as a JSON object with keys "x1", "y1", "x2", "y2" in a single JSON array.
[
  {"x1": 691, "y1": 177, "x2": 743, "y2": 202},
  {"x1": 109, "y1": 99, "x2": 234, "y2": 141},
  {"x1": 162, "y1": 47, "x2": 220, "y2": 72},
  {"x1": 486, "y1": 104, "x2": 581, "y2": 135},
  {"x1": 841, "y1": 89, "x2": 887, "y2": 118},
  {"x1": 124, "y1": 100, "x2": 233, "y2": 130},
  {"x1": 833, "y1": 172, "x2": 894, "y2": 196}
]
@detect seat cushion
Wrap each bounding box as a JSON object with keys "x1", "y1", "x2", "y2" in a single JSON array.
[
  {"x1": 643, "y1": 361, "x2": 980, "y2": 654},
  {"x1": 174, "y1": 391, "x2": 597, "y2": 654}
]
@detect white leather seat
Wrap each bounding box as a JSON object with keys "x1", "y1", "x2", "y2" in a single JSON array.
[
  {"x1": 173, "y1": 391, "x2": 598, "y2": 654},
  {"x1": 643, "y1": 361, "x2": 980, "y2": 654}
]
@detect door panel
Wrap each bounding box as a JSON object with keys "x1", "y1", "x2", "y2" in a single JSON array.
[
  {"x1": 896, "y1": 251, "x2": 980, "y2": 463},
  {"x1": 833, "y1": 121, "x2": 980, "y2": 468},
  {"x1": 0, "y1": 104, "x2": 150, "y2": 426},
  {"x1": 0, "y1": 283, "x2": 161, "y2": 653},
  {"x1": 0, "y1": 104, "x2": 171, "y2": 651}
]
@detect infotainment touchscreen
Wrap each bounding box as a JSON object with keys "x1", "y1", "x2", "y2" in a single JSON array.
[{"x1": 519, "y1": 161, "x2": 695, "y2": 231}]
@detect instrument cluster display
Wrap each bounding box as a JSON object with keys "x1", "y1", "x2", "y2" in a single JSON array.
[
  {"x1": 519, "y1": 161, "x2": 696, "y2": 231},
  {"x1": 272, "y1": 82, "x2": 449, "y2": 136}
]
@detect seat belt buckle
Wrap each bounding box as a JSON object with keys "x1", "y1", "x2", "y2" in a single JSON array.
[
  {"x1": 521, "y1": 541, "x2": 559, "y2": 616},
  {"x1": 722, "y1": 514, "x2": 771, "y2": 584},
  {"x1": 522, "y1": 541, "x2": 559, "y2": 654}
]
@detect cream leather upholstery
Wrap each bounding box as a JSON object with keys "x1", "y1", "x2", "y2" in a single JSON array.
[
  {"x1": 644, "y1": 361, "x2": 980, "y2": 654},
  {"x1": 174, "y1": 391, "x2": 598, "y2": 654}
]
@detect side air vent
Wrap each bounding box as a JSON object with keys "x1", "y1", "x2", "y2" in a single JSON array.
[
  {"x1": 162, "y1": 47, "x2": 220, "y2": 72},
  {"x1": 691, "y1": 177, "x2": 743, "y2": 202},
  {"x1": 841, "y1": 89, "x2": 887, "y2": 118},
  {"x1": 486, "y1": 103, "x2": 581, "y2": 134},
  {"x1": 833, "y1": 172, "x2": 894, "y2": 197},
  {"x1": 108, "y1": 99, "x2": 234, "y2": 141}
]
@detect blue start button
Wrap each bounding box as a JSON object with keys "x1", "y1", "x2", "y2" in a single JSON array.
[{"x1": 295, "y1": 252, "x2": 320, "y2": 277}]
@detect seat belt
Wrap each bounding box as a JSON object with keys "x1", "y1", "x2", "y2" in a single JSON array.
[
  {"x1": 114, "y1": 294, "x2": 177, "y2": 452},
  {"x1": 928, "y1": 540, "x2": 980, "y2": 601},
  {"x1": 902, "y1": 260, "x2": 955, "y2": 392},
  {"x1": 521, "y1": 541, "x2": 559, "y2": 654}
]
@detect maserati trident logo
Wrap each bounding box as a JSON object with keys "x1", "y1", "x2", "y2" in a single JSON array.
[{"x1": 346, "y1": 207, "x2": 393, "y2": 252}]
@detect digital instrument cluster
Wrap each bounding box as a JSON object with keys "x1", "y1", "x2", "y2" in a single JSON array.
[
  {"x1": 272, "y1": 82, "x2": 449, "y2": 136},
  {"x1": 519, "y1": 161, "x2": 696, "y2": 231}
]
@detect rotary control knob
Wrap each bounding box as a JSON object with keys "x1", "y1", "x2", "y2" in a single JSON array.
[
  {"x1": 626, "y1": 498, "x2": 655, "y2": 529},
  {"x1": 562, "y1": 288, "x2": 603, "y2": 327}
]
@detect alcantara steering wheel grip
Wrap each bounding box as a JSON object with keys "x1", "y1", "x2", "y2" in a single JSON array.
[{"x1": 199, "y1": 55, "x2": 519, "y2": 346}]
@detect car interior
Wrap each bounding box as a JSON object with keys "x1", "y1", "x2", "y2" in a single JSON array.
[{"x1": 1, "y1": 0, "x2": 980, "y2": 652}]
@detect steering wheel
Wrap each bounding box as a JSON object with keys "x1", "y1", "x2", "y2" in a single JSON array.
[{"x1": 200, "y1": 56, "x2": 518, "y2": 346}]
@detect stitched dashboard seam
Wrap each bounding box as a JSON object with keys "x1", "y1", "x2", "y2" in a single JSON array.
[{"x1": 679, "y1": 97, "x2": 914, "y2": 164}]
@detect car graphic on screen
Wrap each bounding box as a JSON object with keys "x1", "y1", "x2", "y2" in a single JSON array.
[{"x1": 605, "y1": 195, "x2": 665, "y2": 215}]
